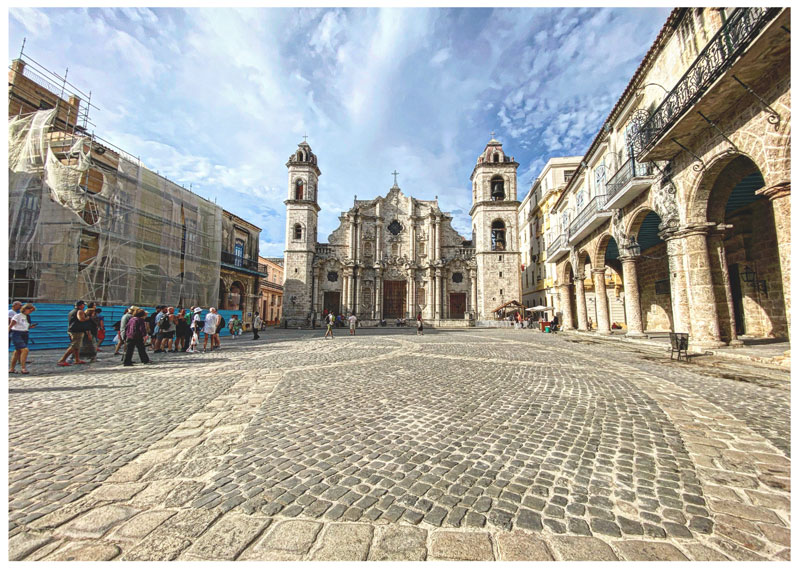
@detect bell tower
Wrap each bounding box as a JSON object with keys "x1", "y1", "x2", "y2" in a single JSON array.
[
  {"x1": 469, "y1": 136, "x2": 521, "y2": 319},
  {"x1": 283, "y1": 140, "x2": 320, "y2": 327}
]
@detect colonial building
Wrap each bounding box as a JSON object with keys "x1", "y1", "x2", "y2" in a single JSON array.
[
  {"x1": 219, "y1": 211, "x2": 264, "y2": 330},
  {"x1": 283, "y1": 138, "x2": 521, "y2": 327},
  {"x1": 258, "y1": 256, "x2": 284, "y2": 324},
  {"x1": 547, "y1": 7, "x2": 790, "y2": 350}
]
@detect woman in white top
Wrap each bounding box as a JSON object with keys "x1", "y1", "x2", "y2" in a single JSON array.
[
  {"x1": 203, "y1": 308, "x2": 220, "y2": 352},
  {"x1": 9, "y1": 303, "x2": 36, "y2": 374},
  {"x1": 188, "y1": 307, "x2": 203, "y2": 353}
]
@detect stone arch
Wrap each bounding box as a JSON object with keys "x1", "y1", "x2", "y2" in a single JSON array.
[
  {"x1": 591, "y1": 233, "x2": 617, "y2": 269},
  {"x1": 293, "y1": 222, "x2": 304, "y2": 241},
  {"x1": 559, "y1": 260, "x2": 574, "y2": 285},
  {"x1": 685, "y1": 151, "x2": 762, "y2": 224}
]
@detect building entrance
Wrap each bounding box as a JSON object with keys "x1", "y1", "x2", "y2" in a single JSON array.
[
  {"x1": 383, "y1": 280, "x2": 406, "y2": 319},
  {"x1": 323, "y1": 291, "x2": 341, "y2": 316},
  {"x1": 449, "y1": 292, "x2": 466, "y2": 319}
]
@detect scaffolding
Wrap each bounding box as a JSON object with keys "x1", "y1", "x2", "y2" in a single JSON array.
[{"x1": 8, "y1": 50, "x2": 222, "y2": 307}]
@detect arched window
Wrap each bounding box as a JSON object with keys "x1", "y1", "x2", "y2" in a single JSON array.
[
  {"x1": 491, "y1": 220, "x2": 506, "y2": 251},
  {"x1": 294, "y1": 223, "x2": 303, "y2": 240},
  {"x1": 490, "y1": 176, "x2": 505, "y2": 201},
  {"x1": 493, "y1": 153, "x2": 500, "y2": 163},
  {"x1": 295, "y1": 179, "x2": 304, "y2": 200},
  {"x1": 296, "y1": 151, "x2": 303, "y2": 161}
]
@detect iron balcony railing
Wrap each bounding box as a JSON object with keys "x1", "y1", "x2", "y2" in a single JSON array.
[
  {"x1": 636, "y1": 7, "x2": 780, "y2": 157},
  {"x1": 546, "y1": 233, "x2": 565, "y2": 258},
  {"x1": 568, "y1": 194, "x2": 607, "y2": 238},
  {"x1": 221, "y1": 251, "x2": 268, "y2": 276},
  {"x1": 606, "y1": 158, "x2": 655, "y2": 201}
]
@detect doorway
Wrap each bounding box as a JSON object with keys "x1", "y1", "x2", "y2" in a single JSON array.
[
  {"x1": 728, "y1": 264, "x2": 746, "y2": 335},
  {"x1": 323, "y1": 291, "x2": 341, "y2": 315},
  {"x1": 449, "y1": 293, "x2": 466, "y2": 319},
  {"x1": 383, "y1": 280, "x2": 406, "y2": 319}
]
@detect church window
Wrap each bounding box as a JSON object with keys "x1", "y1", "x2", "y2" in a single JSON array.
[
  {"x1": 490, "y1": 176, "x2": 505, "y2": 201},
  {"x1": 491, "y1": 220, "x2": 506, "y2": 252},
  {"x1": 295, "y1": 179, "x2": 304, "y2": 200},
  {"x1": 294, "y1": 223, "x2": 303, "y2": 240},
  {"x1": 388, "y1": 219, "x2": 403, "y2": 235},
  {"x1": 493, "y1": 153, "x2": 499, "y2": 163},
  {"x1": 327, "y1": 271, "x2": 338, "y2": 282},
  {"x1": 452, "y1": 272, "x2": 463, "y2": 283}
]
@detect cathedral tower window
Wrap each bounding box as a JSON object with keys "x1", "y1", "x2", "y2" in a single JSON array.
[
  {"x1": 493, "y1": 153, "x2": 499, "y2": 163},
  {"x1": 295, "y1": 179, "x2": 304, "y2": 200},
  {"x1": 490, "y1": 176, "x2": 505, "y2": 201},
  {"x1": 294, "y1": 223, "x2": 303, "y2": 240},
  {"x1": 491, "y1": 220, "x2": 506, "y2": 251}
]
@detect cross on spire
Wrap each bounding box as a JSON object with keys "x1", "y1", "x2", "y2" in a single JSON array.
[
  {"x1": 392, "y1": 170, "x2": 399, "y2": 186},
  {"x1": 302, "y1": 133, "x2": 308, "y2": 143},
  {"x1": 490, "y1": 130, "x2": 496, "y2": 139}
]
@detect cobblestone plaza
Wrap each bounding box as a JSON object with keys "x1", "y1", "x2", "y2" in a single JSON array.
[{"x1": 7, "y1": 329, "x2": 790, "y2": 560}]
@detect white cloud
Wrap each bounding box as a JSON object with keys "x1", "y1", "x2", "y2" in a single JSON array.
[{"x1": 10, "y1": 7, "x2": 52, "y2": 37}]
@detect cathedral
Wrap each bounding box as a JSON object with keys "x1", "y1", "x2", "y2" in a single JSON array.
[{"x1": 282, "y1": 138, "x2": 522, "y2": 327}]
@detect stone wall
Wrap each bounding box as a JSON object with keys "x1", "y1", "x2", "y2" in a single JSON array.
[{"x1": 636, "y1": 243, "x2": 673, "y2": 332}]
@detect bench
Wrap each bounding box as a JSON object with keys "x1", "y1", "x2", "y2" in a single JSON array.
[{"x1": 669, "y1": 332, "x2": 689, "y2": 362}]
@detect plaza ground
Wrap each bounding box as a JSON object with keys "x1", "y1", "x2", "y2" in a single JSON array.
[{"x1": 7, "y1": 328, "x2": 790, "y2": 560}]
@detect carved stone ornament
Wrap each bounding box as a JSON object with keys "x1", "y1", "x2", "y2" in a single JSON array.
[
  {"x1": 651, "y1": 177, "x2": 680, "y2": 231},
  {"x1": 452, "y1": 272, "x2": 463, "y2": 283},
  {"x1": 388, "y1": 219, "x2": 403, "y2": 235},
  {"x1": 327, "y1": 271, "x2": 339, "y2": 282},
  {"x1": 610, "y1": 209, "x2": 628, "y2": 249}
]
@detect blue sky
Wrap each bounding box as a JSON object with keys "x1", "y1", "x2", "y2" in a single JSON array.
[{"x1": 8, "y1": 7, "x2": 670, "y2": 256}]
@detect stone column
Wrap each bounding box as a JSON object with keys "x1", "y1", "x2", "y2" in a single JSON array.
[
  {"x1": 620, "y1": 256, "x2": 645, "y2": 337},
  {"x1": 355, "y1": 220, "x2": 362, "y2": 263},
  {"x1": 470, "y1": 269, "x2": 478, "y2": 317},
  {"x1": 375, "y1": 271, "x2": 383, "y2": 320},
  {"x1": 342, "y1": 268, "x2": 352, "y2": 315},
  {"x1": 434, "y1": 217, "x2": 442, "y2": 262},
  {"x1": 558, "y1": 284, "x2": 574, "y2": 330},
  {"x1": 682, "y1": 224, "x2": 724, "y2": 348},
  {"x1": 434, "y1": 269, "x2": 442, "y2": 320},
  {"x1": 707, "y1": 231, "x2": 741, "y2": 345},
  {"x1": 662, "y1": 231, "x2": 690, "y2": 334},
  {"x1": 406, "y1": 272, "x2": 415, "y2": 318},
  {"x1": 574, "y1": 273, "x2": 588, "y2": 331},
  {"x1": 592, "y1": 268, "x2": 611, "y2": 335},
  {"x1": 354, "y1": 268, "x2": 362, "y2": 317},
  {"x1": 348, "y1": 216, "x2": 356, "y2": 262},
  {"x1": 756, "y1": 182, "x2": 790, "y2": 338}
]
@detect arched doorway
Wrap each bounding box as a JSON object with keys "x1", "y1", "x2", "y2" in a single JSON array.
[
  {"x1": 628, "y1": 210, "x2": 673, "y2": 333},
  {"x1": 703, "y1": 157, "x2": 786, "y2": 340}
]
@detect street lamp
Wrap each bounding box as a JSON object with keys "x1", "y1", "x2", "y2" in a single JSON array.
[
  {"x1": 626, "y1": 236, "x2": 641, "y2": 257},
  {"x1": 740, "y1": 265, "x2": 768, "y2": 296}
]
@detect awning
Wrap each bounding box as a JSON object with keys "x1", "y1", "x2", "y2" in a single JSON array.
[{"x1": 491, "y1": 300, "x2": 524, "y2": 313}]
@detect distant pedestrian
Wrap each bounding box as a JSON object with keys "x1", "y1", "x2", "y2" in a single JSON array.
[
  {"x1": 214, "y1": 311, "x2": 225, "y2": 349},
  {"x1": 115, "y1": 307, "x2": 136, "y2": 356},
  {"x1": 123, "y1": 309, "x2": 151, "y2": 366},
  {"x1": 175, "y1": 308, "x2": 190, "y2": 352},
  {"x1": 159, "y1": 306, "x2": 175, "y2": 352},
  {"x1": 252, "y1": 311, "x2": 261, "y2": 340},
  {"x1": 348, "y1": 313, "x2": 357, "y2": 336},
  {"x1": 9, "y1": 303, "x2": 36, "y2": 374},
  {"x1": 189, "y1": 307, "x2": 203, "y2": 353},
  {"x1": 416, "y1": 313, "x2": 424, "y2": 335},
  {"x1": 203, "y1": 307, "x2": 220, "y2": 352},
  {"x1": 228, "y1": 314, "x2": 241, "y2": 339},
  {"x1": 324, "y1": 312, "x2": 334, "y2": 339},
  {"x1": 8, "y1": 300, "x2": 22, "y2": 323},
  {"x1": 57, "y1": 300, "x2": 89, "y2": 367}
]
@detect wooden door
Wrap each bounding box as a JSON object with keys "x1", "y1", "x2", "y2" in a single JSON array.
[
  {"x1": 449, "y1": 292, "x2": 466, "y2": 319},
  {"x1": 383, "y1": 280, "x2": 406, "y2": 319}
]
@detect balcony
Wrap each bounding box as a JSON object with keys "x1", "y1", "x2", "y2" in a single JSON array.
[
  {"x1": 546, "y1": 233, "x2": 569, "y2": 262},
  {"x1": 316, "y1": 244, "x2": 333, "y2": 257},
  {"x1": 221, "y1": 251, "x2": 268, "y2": 277},
  {"x1": 636, "y1": 7, "x2": 785, "y2": 161},
  {"x1": 567, "y1": 194, "x2": 612, "y2": 245},
  {"x1": 604, "y1": 158, "x2": 656, "y2": 209}
]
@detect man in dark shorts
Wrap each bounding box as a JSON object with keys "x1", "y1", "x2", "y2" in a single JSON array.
[
  {"x1": 159, "y1": 306, "x2": 176, "y2": 352},
  {"x1": 57, "y1": 300, "x2": 89, "y2": 366}
]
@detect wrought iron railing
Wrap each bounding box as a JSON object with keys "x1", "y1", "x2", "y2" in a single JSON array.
[
  {"x1": 221, "y1": 251, "x2": 267, "y2": 275},
  {"x1": 546, "y1": 233, "x2": 565, "y2": 258},
  {"x1": 606, "y1": 158, "x2": 655, "y2": 201},
  {"x1": 636, "y1": 7, "x2": 780, "y2": 156},
  {"x1": 568, "y1": 194, "x2": 607, "y2": 238}
]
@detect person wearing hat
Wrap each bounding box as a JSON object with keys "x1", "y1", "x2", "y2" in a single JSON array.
[
  {"x1": 188, "y1": 307, "x2": 203, "y2": 353},
  {"x1": 115, "y1": 306, "x2": 137, "y2": 357}
]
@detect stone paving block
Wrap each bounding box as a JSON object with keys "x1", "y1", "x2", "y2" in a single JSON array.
[
  {"x1": 155, "y1": 508, "x2": 220, "y2": 539},
  {"x1": 27, "y1": 499, "x2": 96, "y2": 530},
  {"x1": 44, "y1": 542, "x2": 121, "y2": 561},
  {"x1": 241, "y1": 519, "x2": 322, "y2": 560},
  {"x1": 615, "y1": 541, "x2": 689, "y2": 561},
  {"x1": 709, "y1": 499, "x2": 783, "y2": 524},
  {"x1": 183, "y1": 513, "x2": 270, "y2": 560},
  {"x1": 8, "y1": 532, "x2": 53, "y2": 561},
  {"x1": 55, "y1": 504, "x2": 139, "y2": 539},
  {"x1": 430, "y1": 531, "x2": 494, "y2": 561},
  {"x1": 368, "y1": 525, "x2": 428, "y2": 561},
  {"x1": 109, "y1": 509, "x2": 177, "y2": 542},
  {"x1": 681, "y1": 543, "x2": 731, "y2": 561},
  {"x1": 311, "y1": 523, "x2": 374, "y2": 560},
  {"x1": 549, "y1": 536, "x2": 618, "y2": 561},
  {"x1": 123, "y1": 534, "x2": 192, "y2": 561},
  {"x1": 89, "y1": 482, "x2": 148, "y2": 502},
  {"x1": 496, "y1": 531, "x2": 553, "y2": 560}
]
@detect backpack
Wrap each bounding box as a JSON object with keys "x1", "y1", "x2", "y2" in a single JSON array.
[
  {"x1": 125, "y1": 317, "x2": 143, "y2": 340},
  {"x1": 218, "y1": 315, "x2": 225, "y2": 330}
]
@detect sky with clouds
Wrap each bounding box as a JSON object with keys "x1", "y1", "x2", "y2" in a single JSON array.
[{"x1": 8, "y1": 6, "x2": 671, "y2": 256}]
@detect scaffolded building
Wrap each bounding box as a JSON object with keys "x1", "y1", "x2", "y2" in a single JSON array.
[{"x1": 8, "y1": 55, "x2": 222, "y2": 307}]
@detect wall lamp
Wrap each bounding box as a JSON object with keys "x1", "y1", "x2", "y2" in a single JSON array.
[{"x1": 740, "y1": 265, "x2": 768, "y2": 296}]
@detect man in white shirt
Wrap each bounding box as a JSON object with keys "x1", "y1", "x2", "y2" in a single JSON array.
[
  {"x1": 348, "y1": 313, "x2": 357, "y2": 336},
  {"x1": 203, "y1": 307, "x2": 220, "y2": 352},
  {"x1": 8, "y1": 300, "x2": 22, "y2": 322}
]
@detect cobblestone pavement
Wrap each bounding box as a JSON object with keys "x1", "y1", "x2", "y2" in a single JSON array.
[{"x1": 7, "y1": 329, "x2": 791, "y2": 560}]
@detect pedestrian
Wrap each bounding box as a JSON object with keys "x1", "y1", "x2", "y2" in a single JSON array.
[
  {"x1": 175, "y1": 308, "x2": 189, "y2": 352},
  {"x1": 152, "y1": 306, "x2": 168, "y2": 353},
  {"x1": 203, "y1": 307, "x2": 220, "y2": 352},
  {"x1": 189, "y1": 307, "x2": 203, "y2": 353},
  {"x1": 9, "y1": 303, "x2": 36, "y2": 374},
  {"x1": 94, "y1": 307, "x2": 106, "y2": 350},
  {"x1": 8, "y1": 300, "x2": 22, "y2": 323},
  {"x1": 228, "y1": 314, "x2": 241, "y2": 339},
  {"x1": 159, "y1": 306, "x2": 175, "y2": 352},
  {"x1": 252, "y1": 311, "x2": 261, "y2": 340},
  {"x1": 123, "y1": 309, "x2": 151, "y2": 366},
  {"x1": 57, "y1": 300, "x2": 90, "y2": 366},
  {"x1": 214, "y1": 310, "x2": 225, "y2": 349},
  {"x1": 115, "y1": 306, "x2": 136, "y2": 357},
  {"x1": 416, "y1": 313, "x2": 424, "y2": 335},
  {"x1": 348, "y1": 313, "x2": 357, "y2": 336},
  {"x1": 324, "y1": 311, "x2": 334, "y2": 339}
]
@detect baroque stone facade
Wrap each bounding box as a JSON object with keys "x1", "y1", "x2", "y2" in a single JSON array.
[{"x1": 283, "y1": 139, "x2": 521, "y2": 327}]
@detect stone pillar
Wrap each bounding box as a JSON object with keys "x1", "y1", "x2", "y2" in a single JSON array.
[
  {"x1": 434, "y1": 217, "x2": 442, "y2": 262},
  {"x1": 620, "y1": 256, "x2": 645, "y2": 337},
  {"x1": 348, "y1": 216, "x2": 356, "y2": 262},
  {"x1": 355, "y1": 220, "x2": 362, "y2": 263},
  {"x1": 342, "y1": 268, "x2": 352, "y2": 315},
  {"x1": 354, "y1": 268, "x2": 362, "y2": 317},
  {"x1": 707, "y1": 231, "x2": 741, "y2": 345},
  {"x1": 663, "y1": 232, "x2": 690, "y2": 334},
  {"x1": 375, "y1": 272, "x2": 383, "y2": 319},
  {"x1": 757, "y1": 182, "x2": 790, "y2": 339},
  {"x1": 434, "y1": 269, "x2": 442, "y2": 320},
  {"x1": 575, "y1": 274, "x2": 588, "y2": 331},
  {"x1": 682, "y1": 225, "x2": 724, "y2": 348},
  {"x1": 406, "y1": 273, "x2": 414, "y2": 318},
  {"x1": 470, "y1": 269, "x2": 478, "y2": 316},
  {"x1": 558, "y1": 284, "x2": 574, "y2": 330},
  {"x1": 592, "y1": 268, "x2": 611, "y2": 335}
]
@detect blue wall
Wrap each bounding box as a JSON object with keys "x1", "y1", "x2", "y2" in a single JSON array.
[{"x1": 8, "y1": 304, "x2": 241, "y2": 351}]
